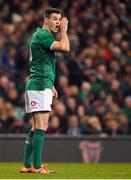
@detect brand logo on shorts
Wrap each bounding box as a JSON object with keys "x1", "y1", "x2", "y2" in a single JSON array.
[{"x1": 31, "y1": 101, "x2": 37, "y2": 107}]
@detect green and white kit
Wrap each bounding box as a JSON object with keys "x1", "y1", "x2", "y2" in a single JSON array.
[{"x1": 25, "y1": 27, "x2": 55, "y2": 113}]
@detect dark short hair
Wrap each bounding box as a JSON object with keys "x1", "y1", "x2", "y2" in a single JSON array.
[{"x1": 44, "y1": 8, "x2": 61, "y2": 18}]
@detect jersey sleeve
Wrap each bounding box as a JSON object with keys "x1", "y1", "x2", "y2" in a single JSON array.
[{"x1": 37, "y1": 31, "x2": 55, "y2": 49}]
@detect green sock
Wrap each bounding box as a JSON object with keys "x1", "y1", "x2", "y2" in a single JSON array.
[
  {"x1": 23, "y1": 130, "x2": 34, "y2": 168},
  {"x1": 32, "y1": 129, "x2": 45, "y2": 169}
]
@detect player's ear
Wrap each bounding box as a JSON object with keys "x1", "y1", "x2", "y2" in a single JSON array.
[{"x1": 44, "y1": 17, "x2": 49, "y2": 25}]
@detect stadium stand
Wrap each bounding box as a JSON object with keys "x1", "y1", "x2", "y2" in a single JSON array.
[{"x1": 0, "y1": 0, "x2": 131, "y2": 135}]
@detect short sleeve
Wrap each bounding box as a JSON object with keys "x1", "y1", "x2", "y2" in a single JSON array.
[{"x1": 37, "y1": 31, "x2": 55, "y2": 49}]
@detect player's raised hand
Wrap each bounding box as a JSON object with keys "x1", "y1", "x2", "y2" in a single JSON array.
[{"x1": 60, "y1": 17, "x2": 68, "y2": 33}]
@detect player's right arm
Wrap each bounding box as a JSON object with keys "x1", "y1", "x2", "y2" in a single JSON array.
[{"x1": 51, "y1": 17, "x2": 70, "y2": 53}]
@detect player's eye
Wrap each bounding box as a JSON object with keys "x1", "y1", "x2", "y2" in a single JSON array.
[{"x1": 52, "y1": 18, "x2": 57, "y2": 20}]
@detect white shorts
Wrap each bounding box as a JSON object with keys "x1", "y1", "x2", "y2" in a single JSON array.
[{"x1": 25, "y1": 89, "x2": 53, "y2": 113}]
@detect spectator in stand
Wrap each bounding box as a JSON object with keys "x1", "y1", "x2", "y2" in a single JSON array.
[
  {"x1": 47, "y1": 116, "x2": 62, "y2": 134},
  {"x1": 67, "y1": 115, "x2": 81, "y2": 136}
]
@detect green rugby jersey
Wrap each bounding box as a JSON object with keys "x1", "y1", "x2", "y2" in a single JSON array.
[{"x1": 26, "y1": 27, "x2": 55, "y2": 90}]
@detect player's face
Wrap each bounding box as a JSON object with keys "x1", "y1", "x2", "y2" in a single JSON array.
[{"x1": 48, "y1": 13, "x2": 61, "y2": 33}]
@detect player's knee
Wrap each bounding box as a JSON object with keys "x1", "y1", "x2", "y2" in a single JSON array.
[
  {"x1": 35, "y1": 123, "x2": 48, "y2": 131},
  {"x1": 43, "y1": 123, "x2": 48, "y2": 131}
]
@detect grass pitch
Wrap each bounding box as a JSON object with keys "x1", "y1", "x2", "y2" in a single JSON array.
[{"x1": 0, "y1": 163, "x2": 131, "y2": 179}]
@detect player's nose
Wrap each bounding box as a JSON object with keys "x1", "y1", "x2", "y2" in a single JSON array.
[{"x1": 56, "y1": 20, "x2": 60, "y2": 25}]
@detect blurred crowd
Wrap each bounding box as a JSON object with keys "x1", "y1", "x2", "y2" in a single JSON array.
[{"x1": 0, "y1": 0, "x2": 131, "y2": 136}]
